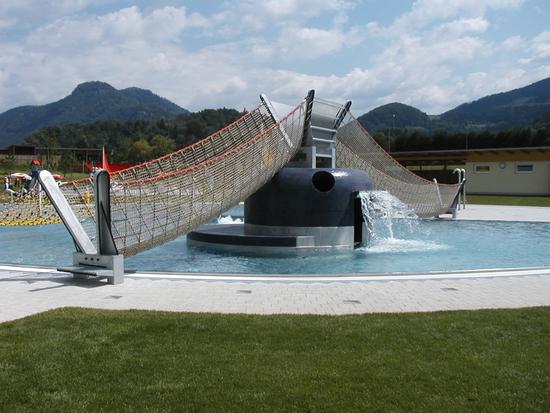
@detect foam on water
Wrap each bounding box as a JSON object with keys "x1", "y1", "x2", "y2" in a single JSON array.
[
  {"x1": 217, "y1": 215, "x2": 242, "y2": 224},
  {"x1": 362, "y1": 238, "x2": 450, "y2": 254}
]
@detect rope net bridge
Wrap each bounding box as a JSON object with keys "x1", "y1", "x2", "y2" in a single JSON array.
[
  {"x1": 305, "y1": 97, "x2": 461, "y2": 218},
  {"x1": 55, "y1": 97, "x2": 307, "y2": 256},
  {"x1": 1, "y1": 93, "x2": 460, "y2": 257},
  {"x1": 334, "y1": 112, "x2": 460, "y2": 218}
]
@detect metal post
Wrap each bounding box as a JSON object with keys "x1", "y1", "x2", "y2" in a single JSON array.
[
  {"x1": 94, "y1": 170, "x2": 118, "y2": 256},
  {"x1": 453, "y1": 168, "x2": 462, "y2": 210},
  {"x1": 460, "y1": 168, "x2": 466, "y2": 208},
  {"x1": 433, "y1": 178, "x2": 443, "y2": 208},
  {"x1": 333, "y1": 100, "x2": 352, "y2": 129},
  {"x1": 301, "y1": 90, "x2": 315, "y2": 147},
  {"x1": 38, "y1": 186, "x2": 43, "y2": 217},
  {"x1": 39, "y1": 169, "x2": 124, "y2": 284}
]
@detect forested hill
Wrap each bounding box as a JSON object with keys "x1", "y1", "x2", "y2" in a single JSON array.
[
  {"x1": 357, "y1": 103, "x2": 431, "y2": 132},
  {"x1": 0, "y1": 81, "x2": 189, "y2": 147},
  {"x1": 23, "y1": 108, "x2": 244, "y2": 163},
  {"x1": 359, "y1": 77, "x2": 550, "y2": 132},
  {"x1": 439, "y1": 77, "x2": 550, "y2": 130}
]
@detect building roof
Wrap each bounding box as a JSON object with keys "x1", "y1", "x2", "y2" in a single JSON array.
[{"x1": 392, "y1": 146, "x2": 550, "y2": 163}]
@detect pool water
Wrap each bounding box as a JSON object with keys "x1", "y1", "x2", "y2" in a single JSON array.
[{"x1": 1, "y1": 219, "x2": 549, "y2": 274}]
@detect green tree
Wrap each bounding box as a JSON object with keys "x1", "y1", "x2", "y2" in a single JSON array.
[
  {"x1": 0, "y1": 154, "x2": 17, "y2": 172},
  {"x1": 58, "y1": 151, "x2": 79, "y2": 174},
  {"x1": 128, "y1": 138, "x2": 152, "y2": 163},
  {"x1": 150, "y1": 135, "x2": 176, "y2": 159},
  {"x1": 22, "y1": 108, "x2": 245, "y2": 160}
]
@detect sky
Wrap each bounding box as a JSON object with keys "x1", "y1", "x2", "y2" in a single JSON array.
[{"x1": 0, "y1": 0, "x2": 549, "y2": 115}]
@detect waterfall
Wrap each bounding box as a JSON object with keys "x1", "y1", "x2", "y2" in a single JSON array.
[
  {"x1": 358, "y1": 191, "x2": 418, "y2": 241},
  {"x1": 217, "y1": 215, "x2": 243, "y2": 224}
]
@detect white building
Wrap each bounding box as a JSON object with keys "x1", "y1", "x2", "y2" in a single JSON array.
[
  {"x1": 465, "y1": 147, "x2": 550, "y2": 195},
  {"x1": 394, "y1": 146, "x2": 550, "y2": 196}
]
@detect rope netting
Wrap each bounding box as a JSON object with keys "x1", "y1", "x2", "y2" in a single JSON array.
[
  {"x1": 1, "y1": 94, "x2": 461, "y2": 252},
  {"x1": 335, "y1": 114, "x2": 461, "y2": 217},
  {"x1": 0, "y1": 196, "x2": 61, "y2": 226},
  {"x1": 56, "y1": 99, "x2": 307, "y2": 256}
]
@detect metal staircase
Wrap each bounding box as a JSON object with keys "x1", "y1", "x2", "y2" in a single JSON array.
[{"x1": 289, "y1": 92, "x2": 352, "y2": 168}]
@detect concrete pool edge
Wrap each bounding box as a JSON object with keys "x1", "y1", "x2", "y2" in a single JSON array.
[
  {"x1": 2, "y1": 263, "x2": 550, "y2": 322},
  {"x1": 2, "y1": 263, "x2": 550, "y2": 282},
  {"x1": 130, "y1": 266, "x2": 550, "y2": 282}
]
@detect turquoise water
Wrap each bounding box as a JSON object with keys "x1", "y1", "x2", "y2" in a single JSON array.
[{"x1": 1, "y1": 220, "x2": 549, "y2": 274}]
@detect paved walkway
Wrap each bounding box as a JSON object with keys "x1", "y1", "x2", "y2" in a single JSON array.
[
  {"x1": 1, "y1": 204, "x2": 550, "y2": 322},
  {"x1": 1, "y1": 265, "x2": 550, "y2": 323},
  {"x1": 447, "y1": 204, "x2": 550, "y2": 222}
]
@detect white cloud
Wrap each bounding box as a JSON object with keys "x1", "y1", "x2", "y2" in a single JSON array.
[
  {"x1": 210, "y1": 0, "x2": 356, "y2": 37},
  {"x1": 390, "y1": 0, "x2": 524, "y2": 35},
  {"x1": 432, "y1": 17, "x2": 489, "y2": 38},
  {"x1": 332, "y1": 12, "x2": 350, "y2": 26},
  {"x1": 25, "y1": 6, "x2": 208, "y2": 50},
  {"x1": 248, "y1": 40, "x2": 275, "y2": 60},
  {"x1": 501, "y1": 35, "x2": 524, "y2": 50},
  {"x1": 277, "y1": 25, "x2": 365, "y2": 60},
  {"x1": 0, "y1": 6, "x2": 215, "y2": 112},
  {"x1": 0, "y1": 0, "x2": 114, "y2": 29},
  {"x1": 529, "y1": 31, "x2": 550, "y2": 62},
  {"x1": 0, "y1": 17, "x2": 16, "y2": 29},
  {"x1": 519, "y1": 31, "x2": 550, "y2": 64},
  {"x1": 257, "y1": 0, "x2": 355, "y2": 18},
  {"x1": 0, "y1": 0, "x2": 98, "y2": 14},
  {"x1": 0, "y1": 0, "x2": 548, "y2": 118}
]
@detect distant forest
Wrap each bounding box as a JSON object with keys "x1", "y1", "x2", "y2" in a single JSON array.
[
  {"x1": 370, "y1": 119, "x2": 550, "y2": 153},
  {"x1": 20, "y1": 106, "x2": 550, "y2": 170},
  {"x1": 23, "y1": 108, "x2": 244, "y2": 164}
]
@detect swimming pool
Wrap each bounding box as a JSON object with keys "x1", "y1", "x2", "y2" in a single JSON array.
[{"x1": 1, "y1": 219, "x2": 549, "y2": 274}]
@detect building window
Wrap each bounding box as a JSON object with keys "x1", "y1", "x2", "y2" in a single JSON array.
[
  {"x1": 516, "y1": 164, "x2": 534, "y2": 173},
  {"x1": 475, "y1": 165, "x2": 490, "y2": 173}
]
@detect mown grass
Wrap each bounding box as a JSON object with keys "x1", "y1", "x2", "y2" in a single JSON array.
[
  {"x1": 1, "y1": 307, "x2": 549, "y2": 412},
  {"x1": 467, "y1": 194, "x2": 550, "y2": 207},
  {"x1": 0, "y1": 166, "x2": 88, "y2": 181}
]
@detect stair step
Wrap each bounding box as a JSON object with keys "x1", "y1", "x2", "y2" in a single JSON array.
[
  {"x1": 312, "y1": 137, "x2": 335, "y2": 143},
  {"x1": 311, "y1": 125, "x2": 337, "y2": 133}
]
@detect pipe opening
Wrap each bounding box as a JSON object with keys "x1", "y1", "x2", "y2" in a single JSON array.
[{"x1": 312, "y1": 171, "x2": 335, "y2": 192}]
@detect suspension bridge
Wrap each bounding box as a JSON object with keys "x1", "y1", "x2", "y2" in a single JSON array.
[{"x1": 1, "y1": 92, "x2": 461, "y2": 258}]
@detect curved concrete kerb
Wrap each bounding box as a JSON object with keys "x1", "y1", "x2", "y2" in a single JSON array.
[
  {"x1": 2, "y1": 263, "x2": 550, "y2": 322},
  {"x1": 2, "y1": 264, "x2": 550, "y2": 283}
]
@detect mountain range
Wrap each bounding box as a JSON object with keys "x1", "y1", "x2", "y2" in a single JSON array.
[
  {"x1": 1, "y1": 77, "x2": 550, "y2": 148},
  {"x1": 0, "y1": 81, "x2": 189, "y2": 147},
  {"x1": 358, "y1": 77, "x2": 550, "y2": 133}
]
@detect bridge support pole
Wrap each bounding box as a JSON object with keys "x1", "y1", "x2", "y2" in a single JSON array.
[{"x1": 39, "y1": 169, "x2": 124, "y2": 285}]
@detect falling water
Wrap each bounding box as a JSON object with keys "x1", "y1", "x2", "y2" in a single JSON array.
[
  {"x1": 359, "y1": 191, "x2": 418, "y2": 239},
  {"x1": 357, "y1": 191, "x2": 446, "y2": 253}
]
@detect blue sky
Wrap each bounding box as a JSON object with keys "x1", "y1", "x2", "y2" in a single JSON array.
[{"x1": 0, "y1": 0, "x2": 549, "y2": 115}]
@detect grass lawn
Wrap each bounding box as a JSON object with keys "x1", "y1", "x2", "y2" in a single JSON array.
[
  {"x1": 467, "y1": 194, "x2": 550, "y2": 207},
  {"x1": 0, "y1": 168, "x2": 89, "y2": 181},
  {"x1": 1, "y1": 307, "x2": 549, "y2": 412}
]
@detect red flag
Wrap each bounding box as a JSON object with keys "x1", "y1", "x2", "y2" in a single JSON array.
[
  {"x1": 101, "y1": 146, "x2": 111, "y2": 172},
  {"x1": 83, "y1": 161, "x2": 95, "y2": 171}
]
